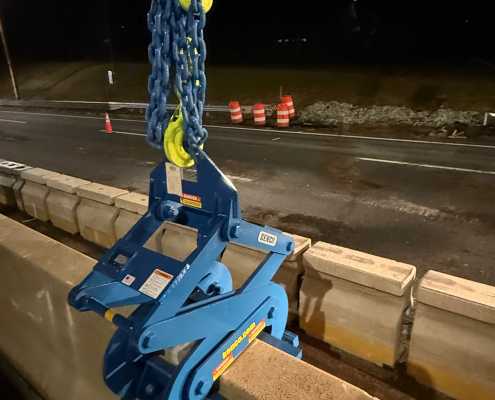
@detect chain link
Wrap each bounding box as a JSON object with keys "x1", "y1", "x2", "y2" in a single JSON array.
[{"x1": 146, "y1": 0, "x2": 208, "y2": 157}]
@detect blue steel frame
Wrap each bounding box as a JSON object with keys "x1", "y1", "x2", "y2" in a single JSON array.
[{"x1": 68, "y1": 151, "x2": 301, "y2": 400}]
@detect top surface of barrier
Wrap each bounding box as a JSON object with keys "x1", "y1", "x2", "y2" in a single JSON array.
[
  {"x1": 304, "y1": 242, "x2": 416, "y2": 296},
  {"x1": 220, "y1": 340, "x2": 376, "y2": 400},
  {"x1": 21, "y1": 168, "x2": 61, "y2": 185},
  {"x1": 418, "y1": 270, "x2": 495, "y2": 324},
  {"x1": 76, "y1": 182, "x2": 129, "y2": 205},
  {"x1": 45, "y1": 175, "x2": 92, "y2": 194},
  {"x1": 114, "y1": 192, "x2": 149, "y2": 215}
]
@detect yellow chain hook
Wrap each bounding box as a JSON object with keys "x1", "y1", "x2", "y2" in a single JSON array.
[
  {"x1": 164, "y1": 107, "x2": 199, "y2": 168},
  {"x1": 179, "y1": 0, "x2": 213, "y2": 13}
]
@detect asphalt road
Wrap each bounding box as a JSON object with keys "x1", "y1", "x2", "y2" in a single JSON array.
[{"x1": 1, "y1": 108, "x2": 495, "y2": 284}]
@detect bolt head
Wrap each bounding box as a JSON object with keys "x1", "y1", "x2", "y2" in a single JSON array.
[{"x1": 230, "y1": 224, "x2": 241, "y2": 238}]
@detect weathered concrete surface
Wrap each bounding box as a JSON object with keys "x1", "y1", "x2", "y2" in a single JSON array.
[
  {"x1": 220, "y1": 340, "x2": 376, "y2": 400},
  {"x1": 221, "y1": 243, "x2": 266, "y2": 288},
  {"x1": 45, "y1": 175, "x2": 91, "y2": 234},
  {"x1": 161, "y1": 222, "x2": 198, "y2": 261},
  {"x1": 45, "y1": 175, "x2": 91, "y2": 194},
  {"x1": 115, "y1": 209, "x2": 141, "y2": 240},
  {"x1": 76, "y1": 199, "x2": 119, "y2": 248},
  {"x1": 273, "y1": 267, "x2": 300, "y2": 321},
  {"x1": 0, "y1": 213, "x2": 376, "y2": 400},
  {"x1": 114, "y1": 192, "x2": 148, "y2": 215},
  {"x1": 0, "y1": 174, "x2": 16, "y2": 208},
  {"x1": 46, "y1": 190, "x2": 81, "y2": 234},
  {"x1": 21, "y1": 181, "x2": 51, "y2": 222},
  {"x1": 300, "y1": 242, "x2": 415, "y2": 367},
  {"x1": 21, "y1": 168, "x2": 61, "y2": 185},
  {"x1": 408, "y1": 271, "x2": 495, "y2": 400},
  {"x1": 114, "y1": 210, "x2": 162, "y2": 252},
  {"x1": 13, "y1": 179, "x2": 26, "y2": 211},
  {"x1": 0, "y1": 214, "x2": 115, "y2": 400},
  {"x1": 416, "y1": 270, "x2": 495, "y2": 324},
  {"x1": 304, "y1": 242, "x2": 416, "y2": 296},
  {"x1": 76, "y1": 182, "x2": 128, "y2": 205}
]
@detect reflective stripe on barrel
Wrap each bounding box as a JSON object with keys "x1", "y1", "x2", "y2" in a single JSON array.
[
  {"x1": 229, "y1": 101, "x2": 243, "y2": 124},
  {"x1": 281, "y1": 95, "x2": 295, "y2": 119},
  {"x1": 252, "y1": 103, "x2": 266, "y2": 126},
  {"x1": 277, "y1": 103, "x2": 290, "y2": 128}
]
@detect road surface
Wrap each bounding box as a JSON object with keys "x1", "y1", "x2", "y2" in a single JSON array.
[{"x1": 1, "y1": 108, "x2": 495, "y2": 284}]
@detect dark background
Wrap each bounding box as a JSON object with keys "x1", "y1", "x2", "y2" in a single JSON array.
[{"x1": 1, "y1": 0, "x2": 494, "y2": 67}]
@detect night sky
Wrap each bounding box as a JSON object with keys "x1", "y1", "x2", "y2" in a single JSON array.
[{"x1": 1, "y1": 1, "x2": 494, "y2": 66}]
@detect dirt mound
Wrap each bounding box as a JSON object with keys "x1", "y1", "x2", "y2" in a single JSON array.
[{"x1": 299, "y1": 101, "x2": 483, "y2": 128}]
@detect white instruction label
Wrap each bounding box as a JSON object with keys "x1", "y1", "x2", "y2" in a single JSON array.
[
  {"x1": 258, "y1": 231, "x2": 278, "y2": 247},
  {"x1": 139, "y1": 269, "x2": 174, "y2": 299},
  {"x1": 166, "y1": 162, "x2": 183, "y2": 197}
]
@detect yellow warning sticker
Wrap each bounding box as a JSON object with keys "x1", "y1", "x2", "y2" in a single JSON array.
[
  {"x1": 180, "y1": 193, "x2": 202, "y2": 209},
  {"x1": 248, "y1": 319, "x2": 266, "y2": 343},
  {"x1": 212, "y1": 354, "x2": 235, "y2": 381},
  {"x1": 212, "y1": 320, "x2": 266, "y2": 381}
]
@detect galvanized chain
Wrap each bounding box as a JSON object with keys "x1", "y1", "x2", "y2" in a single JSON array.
[{"x1": 146, "y1": 0, "x2": 208, "y2": 157}]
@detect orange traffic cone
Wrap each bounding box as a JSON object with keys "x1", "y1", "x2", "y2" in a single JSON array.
[{"x1": 104, "y1": 113, "x2": 113, "y2": 134}]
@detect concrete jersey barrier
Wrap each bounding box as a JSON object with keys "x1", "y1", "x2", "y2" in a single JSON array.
[
  {"x1": 299, "y1": 241, "x2": 416, "y2": 367},
  {"x1": 0, "y1": 213, "x2": 377, "y2": 400},
  {"x1": 408, "y1": 270, "x2": 495, "y2": 400}
]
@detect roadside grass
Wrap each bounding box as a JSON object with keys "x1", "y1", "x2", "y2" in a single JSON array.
[{"x1": 0, "y1": 61, "x2": 494, "y2": 111}]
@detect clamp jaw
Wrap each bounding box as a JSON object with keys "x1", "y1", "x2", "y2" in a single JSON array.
[{"x1": 68, "y1": 151, "x2": 301, "y2": 400}]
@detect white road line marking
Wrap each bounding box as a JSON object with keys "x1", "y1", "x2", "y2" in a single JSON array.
[
  {"x1": 2, "y1": 109, "x2": 494, "y2": 150},
  {"x1": 358, "y1": 157, "x2": 495, "y2": 175},
  {"x1": 206, "y1": 125, "x2": 495, "y2": 150},
  {"x1": 99, "y1": 129, "x2": 144, "y2": 136},
  {"x1": 0, "y1": 110, "x2": 144, "y2": 122},
  {"x1": 226, "y1": 175, "x2": 253, "y2": 183},
  {"x1": 0, "y1": 118, "x2": 27, "y2": 124}
]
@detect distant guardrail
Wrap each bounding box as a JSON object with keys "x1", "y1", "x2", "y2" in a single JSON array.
[{"x1": 0, "y1": 98, "x2": 230, "y2": 113}]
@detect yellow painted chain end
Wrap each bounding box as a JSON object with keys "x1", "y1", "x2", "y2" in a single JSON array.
[{"x1": 179, "y1": 0, "x2": 213, "y2": 13}]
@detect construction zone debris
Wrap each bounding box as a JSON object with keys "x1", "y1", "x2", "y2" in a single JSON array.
[{"x1": 299, "y1": 101, "x2": 484, "y2": 129}]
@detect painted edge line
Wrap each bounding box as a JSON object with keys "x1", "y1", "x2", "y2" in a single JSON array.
[
  {"x1": 0, "y1": 118, "x2": 27, "y2": 124},
  {"x1": 206, "y1": 125, "x2": 495, "y2": 150},
  {"x1": 358, "y1": 157, "x2": 495, "y2": 175}
]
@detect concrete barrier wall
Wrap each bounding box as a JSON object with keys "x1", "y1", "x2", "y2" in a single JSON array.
[
  {"x1": 0, "y1": 214, "x2": 115, "y2": 400},
  {"x1": 0, "y1": 214, "x2": 376, "y2": 400},
  {"x1": 220, "y1": 340, "x2": 376, "y2": 400},
  {"x1": 46, "y1": 175, "x2": 91, "y2": 234},
  {"x1": 408, "y1": 270, "x2": 495, "y2": 400},
  {"x1": 0, "y1": 160, "x2": 31, "y2": 211},
  {"x1": 76, "y1": 183, "x2": 128, "y2": 248},
  {"x1": 20, "y1": 168, "x2": 62, "y2": 222},
  {"x1": 299, "y1": 241, "x2": 416, "y2": 367}
]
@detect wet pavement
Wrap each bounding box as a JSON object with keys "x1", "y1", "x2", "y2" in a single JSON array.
[{"x1": 1, "y1": 108, "x2": 494, "y2": 285}]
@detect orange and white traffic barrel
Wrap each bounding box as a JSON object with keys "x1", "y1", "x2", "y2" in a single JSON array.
[
  {"x1": 252, "y1": 103, "x2": 266, "y2": 126},
  {"x1": 229, "y1": 101, "x2": 243, "y2": 124},
  {"x1": 281, "y1": 95, "x2": 296, "y2": 119},
  {"x1": 276, "y1": 103, "x2": 290, "y2": 128}
]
